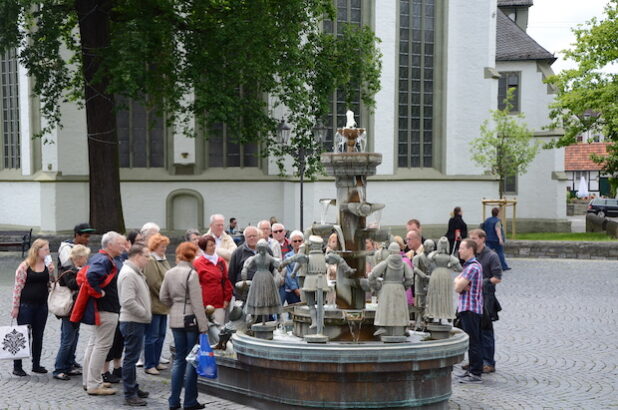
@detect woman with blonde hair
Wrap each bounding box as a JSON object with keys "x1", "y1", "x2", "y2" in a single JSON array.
[
  {"x1": 53, "y1": 244, "x2": 90, "y2": 380},
  {"x1": 143, "y1": 233, "x2": 171, "y2": 375},
  {"x1": 160, "y1": 242, "x2": 208, "y2": 410},
  {"x1": 11, "y1": 238, "x2": 55, "y2": 376}
]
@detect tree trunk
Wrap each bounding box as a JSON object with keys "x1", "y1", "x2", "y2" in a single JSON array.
[{"x1": 75, "y1": 0, "x2": 125, "y2": 233}]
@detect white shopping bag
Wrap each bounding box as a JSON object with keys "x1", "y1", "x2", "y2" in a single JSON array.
[{"x1": 0, "y1": 324, "x2": 31, "y2": 360}]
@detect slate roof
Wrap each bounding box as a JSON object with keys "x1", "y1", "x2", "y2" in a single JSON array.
[
  {"x1": 565, "y1": 143, "x2": 608, "y2": 171},
  {"x1": 496, "y1": 9, "x2": 556, "y2": 63},
  {"x1": 497, "y1": 0, "x2": 534, "y2": 6}
]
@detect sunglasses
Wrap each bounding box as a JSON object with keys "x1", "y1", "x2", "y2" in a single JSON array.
[
  {"x1": 273, "y1": 230, "x2": 284, "y2": 233},
  {"x1": 292, "y1": 239, "x2": 303, "y2": 243}
]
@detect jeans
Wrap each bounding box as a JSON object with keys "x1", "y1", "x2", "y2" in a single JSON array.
[
  {"x1": 53, "y1": 317, "x2": 80, "y2": 375},
  {"x1": 120, "y1": 321, "x2": 147, "y2": 399},
  {"x1": 144, "y1": 314, "x2": 167, "y2": 369},
  {"x1": 481, "y1": 325, "x2": 496, "y2": 367},
  {"x1": 486, "y1": 240, "x2": 510, "y2": 270},
  {"x1": 14, "y1": 302, "x2": 48, "y2": 371},
  {"x1": 169, "y1": 329, "x2": 199, "y2": 408},
  {"x1": 460, "y1": 310, "x2": 483, "y2": 377},
  {"x1": 83, "y1": 311, "x2": 119, "y2": 389}
]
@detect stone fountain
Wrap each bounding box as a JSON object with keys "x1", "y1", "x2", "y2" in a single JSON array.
[{"x1": 198, "y1": 113, "x2": 468, "y2": 409}]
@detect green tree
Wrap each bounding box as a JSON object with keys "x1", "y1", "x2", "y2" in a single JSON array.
[
  {"x1": 545, "y1": 1, "x2": 618, "y2": 174},
  {"x1": 470, "y1": 89, "x2": 540, "y2": 198},
  {"x1": 0, "y1": 0, "x2": 381, "y2": 232}
]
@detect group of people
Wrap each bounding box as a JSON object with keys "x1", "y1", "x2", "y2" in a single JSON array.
[{"x1": 10, "y1": 208, "x2": 507, "y2": 404}]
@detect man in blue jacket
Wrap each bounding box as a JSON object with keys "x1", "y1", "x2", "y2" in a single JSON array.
[{"x1": 481, "y1": 207, "x2": 511, "y2": 271}]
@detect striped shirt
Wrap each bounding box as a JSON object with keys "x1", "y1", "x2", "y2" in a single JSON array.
[{"x1": 457, "y1": 257, "x2": 484, "y2": 314}]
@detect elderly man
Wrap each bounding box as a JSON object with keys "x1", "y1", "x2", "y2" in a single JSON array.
[
  {"x1": 272, "y1": 223, "x2": 292, "y2": 257},
  {"x1": 404, "y1": 229, "x2": 423, "y2": 261},
  {"x1": 257, "y1": 220, "x2": 282, "y2": 260},
  {"x1": 140, "y1": 222, "x2": 160, "y2": 245},
  {"x1": 78, "y1": 231, "x2": 126, "y2": 396},
  {"x1": 228, "y1": 226, "x2": 265, "y2": 300},
  {"x1": 404, "y1": 219, "x2": 425, "y2": 252},
  {"x1": 469, "y1": 229, "x2": 502, "y2": 374},
  {"x1": 206, "y1": 214, "x2": 237, "y2": 262}
]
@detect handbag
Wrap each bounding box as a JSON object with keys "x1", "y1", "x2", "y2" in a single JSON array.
[
  {"x1": 196, "y1": 333, "x2": 217, "y2": 379},
  {"x1": 48, "y1": 270, "x2": 75, "y2": 317},
  {"x1": 183, "y1": 269, "x2": 199, "y2": 332},
  {"x1": 0, "y1": 322, "x2": 31, "y2": 360}
]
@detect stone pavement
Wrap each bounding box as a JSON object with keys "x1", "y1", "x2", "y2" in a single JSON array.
[{"x1": 0, "y1": 258, "x2": 616, "y2": 409}]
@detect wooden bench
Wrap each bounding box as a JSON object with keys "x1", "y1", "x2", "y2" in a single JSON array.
[{"x1": 0, "y1": 229, "x2": 33, "y2": 258}]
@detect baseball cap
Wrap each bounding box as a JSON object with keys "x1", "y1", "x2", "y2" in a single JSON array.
[{"x1": 74, "y1": 223, "x2": 96, "y2": 235}]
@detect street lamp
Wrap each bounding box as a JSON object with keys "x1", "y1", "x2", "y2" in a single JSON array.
[{"x1": 277, "y1": 119, "x2": 329, "y2": 231}]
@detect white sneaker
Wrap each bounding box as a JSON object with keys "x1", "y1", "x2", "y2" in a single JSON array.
[
  {"x1": 136, "y1": 360, "x2": 144, "y2": 368},
  {"x1": 159, "y1": 358, "x2": 170, "y2": 364}
]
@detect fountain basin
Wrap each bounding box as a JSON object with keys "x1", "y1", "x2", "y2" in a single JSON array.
[{"x1": 198, "y1": 330, "x2": 468, "y2": 409}]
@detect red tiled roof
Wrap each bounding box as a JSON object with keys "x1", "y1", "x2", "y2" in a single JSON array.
[{"x1": 565, "y1": 143, "x2": 608, "y2": 171}]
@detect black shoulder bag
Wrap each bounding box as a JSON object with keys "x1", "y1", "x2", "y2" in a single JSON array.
[{"x1": 183, "y1": 269, "x2": 199, "y2": 332}]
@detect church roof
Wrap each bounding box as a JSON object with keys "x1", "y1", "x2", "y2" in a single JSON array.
[
  {"x1": 496, "y1": 9, "x2": 556, "y2": 63},
  {"x1": 497, "y1": 0, "x2": 533, "y2": 7}
]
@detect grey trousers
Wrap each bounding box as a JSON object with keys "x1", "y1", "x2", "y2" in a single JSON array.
[{"x1": 82, "y1": 311, "x2": 119, "y2": 389}]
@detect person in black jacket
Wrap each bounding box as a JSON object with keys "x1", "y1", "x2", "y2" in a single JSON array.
[
  {"x1": 445, "y1": 207, "x2": 468, "y2": 255},
  {"x1": 53, "y1": 245, "x2": 90, "y2": 380}
]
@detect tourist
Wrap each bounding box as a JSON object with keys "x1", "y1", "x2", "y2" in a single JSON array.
[
  {"x1": 159, "y1": 242, "x2": 208, "y2": 410},
  {"x1": 194, "y1": 235, "x2": 233, "y2": 325},
  {"x1": 76, "y1": 231, "x2": 125, "y2": 395},
  {"x1": 454, "y1": 238, "x2": 484, "y2": 384},
  {"x1": 184, "y1": 229, "x2": 201, "y2": 246},
  {"x1": 404, "y1": 219, "x2": 425, "y2": 251},
  {"x1": 118, "y1": 244, "x2": 152, "y2": 406},
  {"x1": 226, "y1": 217, "x2": 239, "y2": 236},
  {"x1": 280, "y1": 231, "x2": 304, "y2": 307},
  {"x1": 11, "y1": 238, "x2": 55, "y2": 377},
  {"x1": 57, "y1": 223, "x2": 95, "y2": 270},
  {"x1": 481, "y1": 207, "x2": 511, "y2": 271},
  {"x1": 445, "y1": 206, "x2": 468, "y2": 256},
  {"x1": 143, "y1": 233, "x2": 171, "y2": 375},
  {"x1": 206, "y1": 214, "x2": 237, "y2": 262},
  {"x1": 257, "y1": 220, "x2": 282, "y2": 259},
  {"x1": 53, "y1": 244, "x2": 90, "y2": 381},
  {"x1": 228, "y1": 226, "x2": 262, "y2": 300},
  {"x1": 469, "y1": 229, "x2": 502, "y2": 374},
  {"x1": 272, "y1": 223, "x2": 292, "y2": 257},
  {"x1": 140, "y1": 222, "x2": 160, "y2": 244}
]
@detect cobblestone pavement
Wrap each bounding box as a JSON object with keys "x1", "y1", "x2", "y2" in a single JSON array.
[{"x1": 0, "y1": 257, "x2": 616, "y2": 409}]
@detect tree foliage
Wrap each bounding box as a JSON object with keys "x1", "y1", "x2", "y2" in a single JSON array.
[
  {"x1": 0, "y1": 0, "x2": 382, "y2": 230},
  {"x1": 470, "y1": 89, "x2": 540, "y2": 198},
  {"x1": 545, "y1": 0, "x2": 618, "y2": 174}
]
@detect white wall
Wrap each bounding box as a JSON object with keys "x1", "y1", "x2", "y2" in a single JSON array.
[
  {"x1": 445, "y1": 0, "x2": 498, "y2": 176},
  {"x1": 0, "y1": 182, "x2": 41, "y2": 228}
]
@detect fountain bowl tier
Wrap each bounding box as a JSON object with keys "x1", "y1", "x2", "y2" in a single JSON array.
[
  {"x1": 321, "y1": 152, "x2": 382, "y2": 177},
  {"x1": 198, "y1": 329, "x2": 468, "y2": 409}
]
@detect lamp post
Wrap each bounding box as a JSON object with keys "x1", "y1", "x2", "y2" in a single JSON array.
[{"x1": 278, "y1": 119, "x2": 328, "y2": 231}]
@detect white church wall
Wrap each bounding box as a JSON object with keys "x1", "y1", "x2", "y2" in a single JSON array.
[{"x1": 0, "y1": 182, "x2": 41, "y2": 228}]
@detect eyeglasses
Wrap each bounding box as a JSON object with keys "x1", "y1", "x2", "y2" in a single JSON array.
[
  {"x1": 292, "y1": 239, "x2": 303, "y2": 243},
  {"x1": 273, "y1": 230, "x2": 284, "y2": 233}
]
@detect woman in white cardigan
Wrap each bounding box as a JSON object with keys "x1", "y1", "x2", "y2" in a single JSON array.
[{"x1": 160, "y1": 242, "x2": 208, "y2": 410}]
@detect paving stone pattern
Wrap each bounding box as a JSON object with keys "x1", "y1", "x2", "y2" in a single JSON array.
[{"x1": 0, "y1": 258, "x2": 616, "y2": 409}]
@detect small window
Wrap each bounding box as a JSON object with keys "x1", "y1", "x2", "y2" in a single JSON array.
[
  {"x1": 504, "y1": 174, "x2": 517, "y2": 195},
  {"x1": 498, "y1": 72, "x2": 520, "y2": 112}
]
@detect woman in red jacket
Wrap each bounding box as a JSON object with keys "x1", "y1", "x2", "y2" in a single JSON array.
[{"x1": 193, "y1": 235, "x2": 233, "y2": 324}]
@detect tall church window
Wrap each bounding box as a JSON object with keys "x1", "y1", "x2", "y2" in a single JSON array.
[
  {"x1": 498, "y1": 72, "x2": 520, "y2": 112},
  {"x1": 398, "y1": 0, "x2": 435, "y2": 168},
  {"x1": 117, "y1": 96, "x2": 165, "y2": 168},
  {"x1": 0, "y1": 48, "x2": 21, "y2": 169},
  {"x1": 206, "y1": 122, "x2": 259, "y2": 168}
]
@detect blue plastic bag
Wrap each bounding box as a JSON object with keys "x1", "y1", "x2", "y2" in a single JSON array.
[{"x1": 196, "y1": 333, "x2": 217, "y2": 379}]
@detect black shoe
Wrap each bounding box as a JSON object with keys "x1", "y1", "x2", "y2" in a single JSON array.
[
  {"x1": 72, "y1": 362, "x2": 82, "y2": 369},
  {"x1": 13, "y1": 369, "x2": 27, "y2": 377},
  {"x1": 53, "y1": 373, "x2": 71, "y2": 381},
  {"x1": 32, "y1": 366, "x2": 48, "y2": 374},
  {"x1": 125, "y1": 397, "x2": 147, "y2": 406},
  {"x1": 67, "y1": 369, "x2": 82, "y2": 376},
  {"x1": 169, "y1": 406, "x2": 181, "y2": 410},
  {"x1": 112, "y1": 367, "x2": 123, "y2": 378},
  {"x1": 137, "y1": 389, "x2": 149, "y2": 398},
  {"x1": 183, "y1": 403, "x2": 206, "y2": 410},
  {"x1": 102, "y1": 371, "x2": 121, "y2": 383}
]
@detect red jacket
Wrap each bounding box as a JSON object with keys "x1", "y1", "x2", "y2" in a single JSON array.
[{"x1": 193, "y1": 254, "x2": 232, "y2": 308}]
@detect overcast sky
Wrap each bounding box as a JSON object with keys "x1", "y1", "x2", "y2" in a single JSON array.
[{"x1": 527, "y1": 0, "x2": 612, "y2": 73}]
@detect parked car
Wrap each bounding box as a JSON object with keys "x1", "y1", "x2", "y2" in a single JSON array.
[{"x1": 587, "y1": 198, "x2": 618, "y2": 218}]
